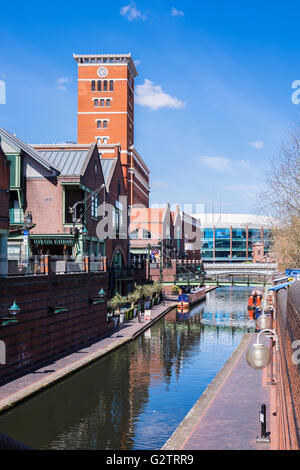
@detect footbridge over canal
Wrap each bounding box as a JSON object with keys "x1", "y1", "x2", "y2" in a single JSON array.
[
  {"x1": 150, "y1": 260, "x2": 277, "y2": 287},
  {"x1": 203, "y1": 262, "x2": 277, "y2": 287}
]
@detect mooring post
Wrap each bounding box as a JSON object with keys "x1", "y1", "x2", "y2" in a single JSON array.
[{"x1": 256, "y1": 403, "x2": 270, "y2": 443}]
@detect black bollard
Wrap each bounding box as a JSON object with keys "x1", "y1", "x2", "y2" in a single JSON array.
[{"x1": 256, "y1": 404, "x2": 270, "y2": 443}]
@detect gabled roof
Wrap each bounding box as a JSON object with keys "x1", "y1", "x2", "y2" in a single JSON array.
[
  {"x1": 37, "y1": 143, "x2": 96, "y2": 176},
  {"x1": 0, "y1": 127, "x2": 60, "y2": 173},
  {"x1": 38, "y1": 149, "x2": 89, "y2": 175},
  {"x1": 100, "y1": 158, "x2": 117, "y2": 190}
]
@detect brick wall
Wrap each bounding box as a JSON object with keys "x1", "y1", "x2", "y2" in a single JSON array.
[
  {"x1": 0, "y1": 272, "x2": 108, "y2": 384},
  {"x1": 0, "y1": 146, "x2": 9, "y2": 231},
  {"x1": 275, "y1": 282, "x2": 300, "y2": 449}
]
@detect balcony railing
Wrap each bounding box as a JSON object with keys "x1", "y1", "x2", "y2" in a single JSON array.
[
  {"x1": 7, "y1": 255, "x2": 107, "y2": 276},
  {"x1": 9, "y1": 209, "x2": 24, "y2": 224}
]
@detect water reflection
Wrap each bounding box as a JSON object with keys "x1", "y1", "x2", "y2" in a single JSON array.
[{"x1": 0, "y1": 287, "x2": 255, "y2": 450}]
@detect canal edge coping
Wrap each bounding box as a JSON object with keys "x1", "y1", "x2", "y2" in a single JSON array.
[{"x1": 161, "y1": 332, "x2": 252, "y2": 450}]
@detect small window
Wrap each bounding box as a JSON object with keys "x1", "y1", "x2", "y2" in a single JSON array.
[
  {"x1": 103, "y1": 80, "x2": 108, "y2": 91},
  {"x1": 97, "y1": 81, "x2": 101, "y2": 91},
  {"x1": 103, "y1": 138, "x2": 108, "y2": 144},
  {"x1": 94, "y1": 99, "x2": 98, "y2": 107},
  {"x1": 143, "y1": 229, "x2": 151, "y2": 239},
  {"x1": 91, "y1": 81, "x2": 95, "y2": 91},
  {"x1": 91, "y1": 195, "x2": 99, "y2": 219},
  {"x1": 106, "y1": 99, "x2": 111, "y2": 107},
  {"x1": 100, "y1": 99, "x2": 105, "y2": 106},
  {"x1": 130, "y1": 229, "x2": 138, "y2": 240},
  {"x1": 103, "y1": 120, "x2": 107, "y2": 128},
  {"x1": 97, "y1": 121, "x2": 101, "y2": 128},
  {"x1": 110, "y1": 80, "x2": 114, "y2": 91},
  {"x1": 97, "y1": 138, "x2": 102, "y2": 145}
]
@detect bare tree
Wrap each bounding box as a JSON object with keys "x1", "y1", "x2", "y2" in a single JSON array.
[{"x1": 260, "y1": 120, "x2": 300, "y2": 269}]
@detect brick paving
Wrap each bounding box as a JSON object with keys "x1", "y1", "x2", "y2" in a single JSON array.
[
  {"x1": 163, "y1": 333, "x2": 272, "y2": 450},
  {"x1": 0, "y1": 298, "x2": 177, "y2": 413}
]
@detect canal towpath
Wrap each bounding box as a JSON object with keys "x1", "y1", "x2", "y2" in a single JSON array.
[{"x1": 162, "y1": 331, "x2": 275, "y2": 450}]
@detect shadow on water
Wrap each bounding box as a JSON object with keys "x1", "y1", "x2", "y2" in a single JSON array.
[{"x1": 0, "y1": 287, "x2": 255, "y2": 450}]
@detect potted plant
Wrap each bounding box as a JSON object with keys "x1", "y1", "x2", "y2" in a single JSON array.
[
  {"x1": 142, "y1": 284, "x2": 153, "y2": 309},
  {"x1": 127, "y1": 285, "x2": 142, "y2": 319},
  {"x1": 152, "y1": 282, "x2": 163, "y2": 304},
  {"x1": 107, "y1": 293, "x2": 126, "y2": 326},
  {"x1": 142, "y1": 284, "x2": 154, "y2": 320}
]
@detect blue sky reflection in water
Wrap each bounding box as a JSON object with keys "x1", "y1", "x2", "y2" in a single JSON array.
[{"x1": 0, "y1": 287, "x2": 255, "y2": 450}]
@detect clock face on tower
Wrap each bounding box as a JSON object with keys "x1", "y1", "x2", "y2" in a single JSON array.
[{"x1": 97, "y1": 67, "x2": 108, "y2": 78}]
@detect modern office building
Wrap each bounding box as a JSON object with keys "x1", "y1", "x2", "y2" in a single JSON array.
[
  {"x1": 73, "y1": 53, "x2": 150, "y2": 207},
  {"x1": 192, "y1": 213, "x2": 273, "y2": 262}
]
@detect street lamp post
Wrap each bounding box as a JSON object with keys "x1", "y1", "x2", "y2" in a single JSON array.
[
  {"x1": 147, "y1": 243, "x2": 151, "y2": 280},
  {"x1": 158, "y1": 240, "x2": 163, "y2": 283},
  {"x1": 22, "y1": 212, "x2": 36, "y2": 272},
  {"x1": 246, "y1": 329, "x2": 279, "y2": 385}
]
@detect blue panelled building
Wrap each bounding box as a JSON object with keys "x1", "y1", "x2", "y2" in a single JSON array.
[{"x1": 192, "y1": 213, "x2": 273, "y2": 263}]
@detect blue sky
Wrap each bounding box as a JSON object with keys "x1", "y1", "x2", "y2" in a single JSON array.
[{"x1": 1, "y1": 0, "x2": 300, "y2": 214}]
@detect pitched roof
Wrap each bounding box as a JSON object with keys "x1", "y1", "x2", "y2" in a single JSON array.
[
  {"x1": 0, "y1": 127, "x2": 60, "y2": 173},
  {"x1": 38, "y1": 149, "x2": 91, "y2": 175},
  {"x1": 100, "y1": 158, "x2": 117, "y2": 190}
]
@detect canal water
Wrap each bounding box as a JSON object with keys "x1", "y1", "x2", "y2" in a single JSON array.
[{"x1": 0, "y1": 287, "x2": 255, "y2": 450}]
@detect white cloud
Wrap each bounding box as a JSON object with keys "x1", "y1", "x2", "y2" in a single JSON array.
[
  {"x1": 120, "y1": 2, "x2": 146, "y2": 21},
  {"x1": 249, "y1": 140, "x2": 264, "y2": 149},
  {"x1": 135, "y1": 79, "x2": 185, "y2": 110},
  {"x1": 55, "y1": 77, "x2": 69, "y2": 91},
  {"x1": 239, "y1": 159, "x2": 252, "y2": 171},
  {"x1": 171, "y1": 7, "x2": 184, "y2": 16},
  {"x1": 199, "y1": 156, "x2": 231, "y2": 173}
]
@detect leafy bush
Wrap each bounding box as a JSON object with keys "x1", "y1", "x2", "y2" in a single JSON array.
[
  {"x1": 107, "y1": 293, "x2": 127, "y2": 313},
  {"x1": 172, "y1": 285, "x2": 180, "y2": 294}
]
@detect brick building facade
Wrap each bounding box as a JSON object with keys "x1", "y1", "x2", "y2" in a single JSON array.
[
  {"x1": 129, "y1": 204, "x2": 202, "y2": 272},
  {"x1": 73, "y1": 53, "x2": 150, "y2": 207},
  {"x1": 0, "y1": 143, "x2": 9, "y2": 275}
]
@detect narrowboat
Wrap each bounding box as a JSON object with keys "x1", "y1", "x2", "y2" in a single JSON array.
[
  {"x1": 248, "y1": 289, "x2": 262, "y2": 310},
  {"x1": 177, "y1": 287, "x2": 206, "y2": 308}
]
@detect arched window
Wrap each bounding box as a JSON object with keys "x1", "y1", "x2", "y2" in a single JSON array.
[{"x1": 130, "y1": 229, "x2": 139, "y2": 239}]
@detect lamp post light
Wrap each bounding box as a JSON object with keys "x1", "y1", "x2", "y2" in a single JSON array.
[
  {"x1": 246, "y1": 328, "x2": 279, "y2": 371},
  {"x1": 9, "y1": 300, "x2": 21, "y2": 316},
  {"x1": 82, "y1": 226, "x2": 88, "y2": 256},
  {"x1": 22, "y1": 212, "x2": 36, "y2": 271},
  {"x1": 256, "y1": 310, "x2": 273, "y2": 331},
  {"x1": 98, "y1": 288, "x2": 105, "y2": 300}
]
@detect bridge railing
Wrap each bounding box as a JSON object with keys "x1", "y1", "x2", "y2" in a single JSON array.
[{"x1": 206, "y1": 273, "x2": 270, "y2": 285}]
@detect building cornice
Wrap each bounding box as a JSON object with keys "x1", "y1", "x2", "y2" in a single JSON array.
[{"x1": 73, "y1": 53, "x2": 138, "y2": 78}]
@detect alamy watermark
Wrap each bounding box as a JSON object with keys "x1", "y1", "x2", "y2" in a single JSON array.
[
  {"x1": 291, "y1": 80, "x2": 300, "y2": 104},
  {"x1": 95, "y1": 199, "x2": 203, "y2": 249},
  {"x1": 0, "y1": 80, "x2": 6, "y2": 104}
]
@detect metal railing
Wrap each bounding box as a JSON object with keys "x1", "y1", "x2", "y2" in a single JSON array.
[
  {"x1": 9, "y1": 208, "x2": 24, "y2": 224},
  {"x1": 7, "y1": 255, "x2": 106, "y2": 276}
]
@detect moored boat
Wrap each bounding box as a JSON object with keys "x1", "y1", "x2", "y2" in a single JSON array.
[
  {"x1": 248, "y1": 289, "x2": 262, "y2": 310},
  {"x1": 177, "y1": 287, "x2": 206, "y2": 308}
]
